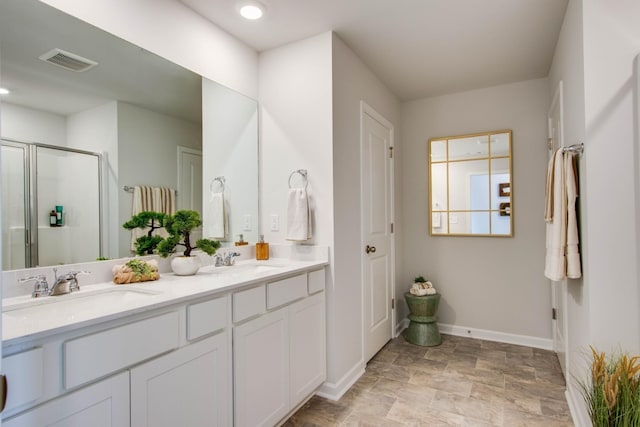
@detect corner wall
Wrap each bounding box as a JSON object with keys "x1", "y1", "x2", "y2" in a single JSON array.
[{"x1": 400, "y1": 78, "x2": 551, "y2": 345}]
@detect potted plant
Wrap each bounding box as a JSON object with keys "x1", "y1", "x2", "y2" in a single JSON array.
[
  {"x1": 122, "y1": 211, "x2": 169, "y2": 255},
  {"x1": 157, "y1": 210, "x2": 221, "y2": 275}
]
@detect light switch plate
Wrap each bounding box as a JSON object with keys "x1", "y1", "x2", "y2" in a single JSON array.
[
  {"x1": 243, "y1": 214, "x2": 251, "y2": 231},
  {"x1": 270, "y1": 214, "x2": 279, "y2": 231}
]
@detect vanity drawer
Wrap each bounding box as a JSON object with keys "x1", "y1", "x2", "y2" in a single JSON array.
[
  {"x1": 307, "y1": 269, "x2": 325, "y2": 294},
  {"x1": 3, "y1": 347, "x2": 44, "y2": 412},
  {"x1": 187, "y1": 295, "x2": 227, "y2": 340},
  {"x1": 267, "y1": 274, "x2": 307, "y2": 309},
  {"x1": 64, "y1": 311, "x2": 180, "y2": 389},
  {"x1": 233, "y1": 285, "x2": 266, "y2": 323}
]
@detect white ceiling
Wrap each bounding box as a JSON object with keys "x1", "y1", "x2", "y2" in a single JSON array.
[
  {"x1": 0, "y1": 0, "x2": 202, "y2": 124},
  {"x1": 180, "y1": 0, "x2": 569, "y2": 101}
]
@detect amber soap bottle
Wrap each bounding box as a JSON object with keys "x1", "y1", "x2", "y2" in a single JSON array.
[{"x1": 255, "y1": 235, "x2": 269, "y2": 260}]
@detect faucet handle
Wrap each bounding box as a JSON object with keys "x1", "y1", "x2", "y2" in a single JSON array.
[
  {"x1": 67, "y1": 270, "x2": 90, "y2": 292},
  {"x1": 19, "y1": 275, "x2": 49, "y2": 298}
]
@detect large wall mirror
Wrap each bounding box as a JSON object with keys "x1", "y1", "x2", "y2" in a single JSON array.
[
  {"x1": 428, "y1": 130, "x2": 513, "y2": 236},
  {"x1": 0, "y1": 0, "x2": 259, "y2": 269}
]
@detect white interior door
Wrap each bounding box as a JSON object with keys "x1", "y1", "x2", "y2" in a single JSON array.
[
  {"x1": 548, "y1": 81, "x2": 568, "y2": 377},
  {"x1": 361, "y1": 103, "x2": 394, "y2": 362},
  {"x1": 177, "y1": 146, "x2": 203, "y2": 241}
]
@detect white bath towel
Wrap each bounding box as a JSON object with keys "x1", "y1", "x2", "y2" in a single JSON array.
[
  {"x1": 544, "y1": 149, "x2": 567, "y2": 281},
  {"x1": 565, "y1": 152, "x2": 582, "y2": 279},
  {"x1": 286, "y1": 188, "x2": 312, "y2": 241},
  {"x1": 207, "y1": 192, "x2": 226, "y2": 239}
]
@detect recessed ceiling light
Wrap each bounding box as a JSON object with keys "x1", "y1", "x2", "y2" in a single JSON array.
[
  {"x1": 0, "y1": 87, "x2": 10, "y2": 95},
  {"x1": 237, "y1": 1, "x2": 265, "y2": 20}
]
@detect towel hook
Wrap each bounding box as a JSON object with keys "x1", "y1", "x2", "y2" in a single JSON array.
[
  {"x1": 210, "y1": 176, "x2": 225, "y2": 194},
  {"x1": 288, "y1": 169, "x2": 308, "y2": 189}
]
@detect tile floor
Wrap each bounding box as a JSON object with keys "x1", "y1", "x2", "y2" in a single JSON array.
[{"x1": 283, "y1": 334, "x2": 573, "y2": 426}]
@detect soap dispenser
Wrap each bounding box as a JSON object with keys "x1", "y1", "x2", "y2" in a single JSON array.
[
  {"x1": 255, "y1": 235, "x2": 269, "y2": 260},
  {"x1": 235, "y1": 234, "x2": 248, "y2": 246}
]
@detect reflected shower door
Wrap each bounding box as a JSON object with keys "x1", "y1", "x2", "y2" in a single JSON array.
[
  {"x1": 1, "y1": 142, "x2": 29, "y2": 269},
  {"x1": 36, "y1": 146, "x2": 101, "y2": 266}
]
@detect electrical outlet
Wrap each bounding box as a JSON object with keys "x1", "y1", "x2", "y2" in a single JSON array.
[
  {"x1": 243, "y1": 214, "x2": 251, "y2": 231},
  {"x1": 270, "y1": 214, "x2": 279, "y2": 231}
]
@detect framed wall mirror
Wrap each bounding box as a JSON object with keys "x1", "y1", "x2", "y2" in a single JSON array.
[{"x1": 428, "y1": 130, "x2": 513, "y2": 236}]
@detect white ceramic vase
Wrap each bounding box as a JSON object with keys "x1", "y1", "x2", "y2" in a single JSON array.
[{"x1": 171, "y1": 256, "x2": 200, "y2": 276}]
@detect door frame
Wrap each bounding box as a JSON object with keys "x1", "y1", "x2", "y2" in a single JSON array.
[
  {"x1": 359, "y1": 101, "x2": 396, "y2": 360},
  {"x1": 176, "y1": 145, "x2": 203, "y2": 211},
  {"x1": 548, "y1": 80, "x2": 569, "y2": 377}
]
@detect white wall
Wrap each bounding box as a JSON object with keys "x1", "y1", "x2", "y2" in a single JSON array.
[
  {"x1": 40, "y1": 0, "x2": 258, "y2": 99},
  {"x1": 327, "y1": 33, "x2": 401, "y2": 396},
  {"x1": 259, "y1": 32, "x2": 333, "y2": 249},
  {"x1": 1, "y1": 103, "x2": 66, "y2": 146},
  {"x1": 117, "y1": 102, "x2": 201, "y2": 257},
  {"x1": 202, "y1": 78, "x2": 259, "y2": 245},
  {"x1": 549, "y1": 0, "x2": 640, "y2": 423},
  {"x1": 401, "y1": 78, "x2": 551, "y2": 343},
  {"x1": 67, "y1": 102, "x2": 118, "y2": 258}
]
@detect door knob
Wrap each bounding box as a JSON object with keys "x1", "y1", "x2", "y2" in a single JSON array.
[{"x1": 365, "y1": 245, "x2": 376, "y2": 254}]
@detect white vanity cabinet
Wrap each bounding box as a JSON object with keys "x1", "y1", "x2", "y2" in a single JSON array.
[
  {"x1": 130, "y1": 296, "x2": 231, "y2": 427},
  {"x1": 233, "y1": 269, "x2": 326, "y2": 427},
  {"x1": 4, "y1": 371, "x2": 130, "y2": 427}
]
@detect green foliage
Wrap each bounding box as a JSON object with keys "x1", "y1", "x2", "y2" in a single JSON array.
[
  {"x1": 414, "y1": 276, "x2": 427, "y2": 283},
  {"x1": 579, "y1": 347, "x2": 640, "y2": 426},
  {"x1": 125, "y1": 259, "x2": 154, "y2": 279},
  {"x1": 122, "y1": 211, "x2": 169, "y2": 255},
  {"x1": 157, "y1": 210, "x2": 221, "y2": 258},
  {"x1": 96, "y1": 256, "x2": 111, "y2": 261}
]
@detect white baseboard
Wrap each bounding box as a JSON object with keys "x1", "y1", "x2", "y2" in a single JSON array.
[
  {"x1": 395, "y1": 318, "x2": 409, "y2": 337},
  {"x1": 315, "y1": 360, "x2": 365, "y2": 401},
  {"x1": 437, "y1": 323, "x2": 554, "y2": 350},
  {"x1": 565, "y1": 383, "x2": 588, "y2": 427}
]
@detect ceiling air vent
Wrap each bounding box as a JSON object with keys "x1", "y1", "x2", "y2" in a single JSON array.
[{"x1": 38, "y1": 48, "x2": 98, "y2": 72}]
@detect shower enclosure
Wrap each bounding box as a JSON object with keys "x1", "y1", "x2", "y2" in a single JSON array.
[{"x1": 1, "y1": 139, "x2": 102, "y2": 269}]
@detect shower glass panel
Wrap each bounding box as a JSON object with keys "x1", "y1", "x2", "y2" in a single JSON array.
[
  {"x1": 1, "y1": 140, "x2": 102, "y2": 269},
  {"x1": 1, "y1": 142, "x2": 29, "y2": 269}
]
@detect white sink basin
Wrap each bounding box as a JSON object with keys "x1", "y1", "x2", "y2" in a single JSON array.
[
  {"x1": 3, "y1": 287, "x2": 161, "y2": 321},
  {"x1": 206, "y1": 262, "x2": 286, "y2": 275}
]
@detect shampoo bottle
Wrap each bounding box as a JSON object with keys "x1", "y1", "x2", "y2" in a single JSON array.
[{"x1": 256, "y1": 235, "x2": 269, "y2": 260}]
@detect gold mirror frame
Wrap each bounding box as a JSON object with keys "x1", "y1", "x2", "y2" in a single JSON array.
[{"x1": 428, "y1": 130, "x2": 513, "y2": 236}]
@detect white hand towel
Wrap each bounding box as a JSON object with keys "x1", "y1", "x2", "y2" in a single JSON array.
[
  {"x1": 565, "y1": 153, "x2": 582, "y2": 279},
  {"x1": 544, "y1": 148, "x2": 566, "y2": 281},
  {"x1": 286, "y1": 188, "x2": 312, "y2": 241},
  {"x1": 208, "y1": 192, "x2": 226, "y2": 239}
]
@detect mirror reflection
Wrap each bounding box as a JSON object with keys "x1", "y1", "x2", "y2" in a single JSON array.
[
  {"x1": 428, "y1": 130, "x2": 513, "y2": 236},
  {"x1": 0, "y1": 0, "x2": 259, "y2": 269}
]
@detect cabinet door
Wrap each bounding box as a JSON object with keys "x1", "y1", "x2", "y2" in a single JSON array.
[
  {"x1": 289, "y1": 292, "x2": 326, "y2": 404},
  {"x1": 4, "y1": 371, "x2": 129, "y2": 427},
  {"x1": 130, "y1": 333, "x2": 230, "y2": 427},
  {"x1": 234, "y1": 309, "x2": 289, "y2": 427}
]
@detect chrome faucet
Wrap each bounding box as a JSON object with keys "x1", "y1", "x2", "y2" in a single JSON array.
[
  {"x1": 19, "y1": 274, "x2": 50, "y2": 298},
  {"x1": 49, "y1": 269, "x2": 90, "y2": 296},
  {"x1": 215, "y1": 251, "x2": 241, "y2": 267},
  {"x1": 20, "y1": 269, "x2": 90, "y2": 298}
]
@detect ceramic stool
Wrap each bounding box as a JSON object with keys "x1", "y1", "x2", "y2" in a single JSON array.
[{"x1": 404, "y1": 292, "x2": 441, "y2": 346}]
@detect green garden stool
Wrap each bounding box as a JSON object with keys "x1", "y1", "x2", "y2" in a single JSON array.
[{"x1": 404, "y1": 292, "x2": 442, "y2": 346}]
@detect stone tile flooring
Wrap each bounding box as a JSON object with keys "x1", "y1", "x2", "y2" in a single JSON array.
[{"x1": 283, "y1": 334, "x2": 573, "y2": 426}]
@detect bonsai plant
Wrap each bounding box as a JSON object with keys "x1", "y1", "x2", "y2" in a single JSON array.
[
  {"x1": 122, "y1": 211, "x2": 169, "y2": 255},
  {"x1": 157, "y1": 210, "x2": 221, "y2": 275}
]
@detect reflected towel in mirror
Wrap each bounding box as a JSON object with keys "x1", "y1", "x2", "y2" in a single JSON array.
[{"x1": 207, "y1": 192, "x2": 226, "y2": 239}]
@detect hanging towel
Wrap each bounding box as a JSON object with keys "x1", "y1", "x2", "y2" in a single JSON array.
[
  {"x1": 130, "y1": 186, "x2": 175, "y2": 250},
  {"x1": 544, "y1": 149, "x2": 567, "y2": 281},
  {"x1": 565, "y1": 152, "x2": 582, "y2": 279},
  {"x1": 544, "y1": 150, "x2": 557, "y2": 222},
  {"x1": 207, "y1": 192, "x2": 226, "y2": 239},
  {"x1": 286, "y1": 188, "x2": 312, "y2": 241}
]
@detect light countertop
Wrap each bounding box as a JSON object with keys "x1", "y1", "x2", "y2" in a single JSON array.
[{"x1": 3, "y1": 258, "x2": 327, "y2": 346}]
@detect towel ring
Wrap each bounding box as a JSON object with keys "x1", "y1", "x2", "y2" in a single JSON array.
[
  {"x1": 288, "y1": 169, "x2": 308, "y2": 189},
  {"x1": 210, "y1": 176, "x2": 225, "y2": 194}
]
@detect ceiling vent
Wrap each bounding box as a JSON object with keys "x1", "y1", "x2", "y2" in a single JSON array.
[{"x1": 38, "y1": 48, "x2": 98, "y2": 72}]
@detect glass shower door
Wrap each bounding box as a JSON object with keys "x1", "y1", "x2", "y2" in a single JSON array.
[{"x1": 1, "y1": 141, "x2": 30, "y2": 270}]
